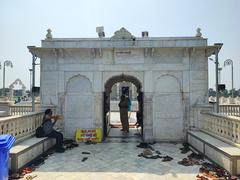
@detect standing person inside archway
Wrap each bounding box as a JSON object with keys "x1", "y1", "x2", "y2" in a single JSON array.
[{"x1": 118, "y1": 95, "x2": 129, "y2": 134}]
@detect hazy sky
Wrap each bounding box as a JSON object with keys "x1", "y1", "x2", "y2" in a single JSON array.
[{"x1": 0, "y1": 0, "x2": 239, "y2": 90}]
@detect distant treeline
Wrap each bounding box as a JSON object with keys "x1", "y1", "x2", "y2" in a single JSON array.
[{"x1": 209, "y1": 88, "x2": 240, "y2": 97}]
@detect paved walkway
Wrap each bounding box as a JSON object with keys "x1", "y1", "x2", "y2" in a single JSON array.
[{"x1": 23, "y1": 138, "x2": 201, "y2": 180}]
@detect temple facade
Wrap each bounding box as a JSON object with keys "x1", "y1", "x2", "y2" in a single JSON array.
[{"x1": 28, "y1": 27, "x2": 221, "y2": 141}]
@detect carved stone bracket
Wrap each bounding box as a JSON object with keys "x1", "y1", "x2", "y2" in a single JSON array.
[
  {"x1": 144, "y1": 93, "x2": 153, "y2": 102},
  {"x1": 98, "y1": 48, "x2": 102, "y2": 57},
  {"x1": 144, "y1": 48, "x2": 148, "y2": 57},
  {"x1": 205, "y1": 48, "x2": 215, "y2": 57},
  {"x1": 184, "y1": 48, "x2": 189, "y2": 58},
  {"x1": 28, "y1": 48, "x2": 41, "y2": 58},
  {"x1": 144, "y1": 48, "x2": 155, "y2": 57},
  {"x1": 52, "y1": 49, "x2": 58, "y2": 57},
  {"x1": 189, "y1": 48, "x2": 195, "y2": 57},
  {"x1": 58, "y1": 49, "x2": 65, "y2": 58},
  {"x1": 52, "y1": 48, "x2": 65, "y2": 59},
  {"x1": 91, "y1": 48, "x2": 102, "y2": 58},
  {"x1": 91, "y1": 48, "x2": 96, "y2": 58},
  {"x1": 151, "y1": 48, "x2": 155, "y2": 57}
]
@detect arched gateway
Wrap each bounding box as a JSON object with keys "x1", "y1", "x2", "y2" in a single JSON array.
[
  {"x1": 28, "y1": 27, "x2": 220, "y2": 142},
  {"x1": 104, "y1": 74, "x2": 143, "y2": 138}
]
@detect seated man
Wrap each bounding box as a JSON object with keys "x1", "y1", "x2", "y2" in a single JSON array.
[{"x1": 42, "y1": 109, "x2": 65, "y2": 153}]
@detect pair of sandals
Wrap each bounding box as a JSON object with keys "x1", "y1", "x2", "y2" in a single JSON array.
[
  {"x1": 178, "y1": 158, "x2": 196, "y2": 166},
  {"x1": 10, "y1": 167, "x2": 35, "y2": 179},
  {"x1": 138, "y1": 153, "x2": 173, "y2": 162},
  {"x1": 162, "y1": 156, "x2": 173, "y2": 162}
]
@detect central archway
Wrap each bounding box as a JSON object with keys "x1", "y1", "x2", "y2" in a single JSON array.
[{"x1": 103, "y1": 74, "x2": 143, "y2": 139}]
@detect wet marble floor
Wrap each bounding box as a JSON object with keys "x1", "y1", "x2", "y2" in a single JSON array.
[{"x1": 22, "y1": 137, "x2": 201, "y2": 180}]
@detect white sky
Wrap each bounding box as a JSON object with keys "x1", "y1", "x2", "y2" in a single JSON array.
[{"x1": 0, "y1": 0, "x2": 239, "y2": 90}]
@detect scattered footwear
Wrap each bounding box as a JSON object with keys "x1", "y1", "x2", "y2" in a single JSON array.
[
  {"x1": 136, "y1": 142, "x2": 154, "y2": 151},
  {"x1": 197, "y1": 162, "x2": 232, "y2": 179},
  {"x1": 138, "y1": 148, "x2": 166, "y2": 160},
  {"x1": 82, "y1": 151, "x2": 91, "y2": 154},
  {"x1": 143, "y1": 148, "x2": 153, "y2": 156},
  {"x1": 187, "y1": 152, "x2": 204, "y2": 160},
  {"x1": 25, "y1": 174, "x2": 37, "y2": 180},
  {"x1": 63, "y1": 139, "x2": 79, "y2": 149},
  {"x1": 180, "y1": 142, "x2": 190, "y2": 154},
  {"x1": 178, "y1": 151, "x2": 204, "y2": 167},
  {"x1": 162, "y1": 156, "x2": 173, "y2": 162},
  {"x1": 178, "y1": 158, "x2": 194, "y2": 166},
  {"x1": 81, "y1": 157, "x2": 88, "y2": 162},
  {"x1": 138, "y1": 153, "x2": 162, "y2": 159},
  {"x1": 155, "y1": 150, "x2": 161, "y2": 155}
]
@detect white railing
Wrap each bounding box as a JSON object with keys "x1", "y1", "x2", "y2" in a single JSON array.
[
  {"x1": 9, "y1": 103, "x2": 41, "y2": 115},
  {"x1": 209, "y1": 96, "x2": 240, "y2": 104},
  {"x1": 200, "y1": 111, "x2": 240, "y2": 144},
  {"x1": 0, "y1": 112, "x2": 44, "y2": 143},
  {"x1": 219, "y1": 104, "x2": 240, "y2": 117},
  {"x1": 9, "y1": 105, "x2": 33, "y2": 115}
]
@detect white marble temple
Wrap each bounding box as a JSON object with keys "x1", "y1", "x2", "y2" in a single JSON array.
[{"x1": 28, "y1": 27, "x2": 221, "y2": 141}]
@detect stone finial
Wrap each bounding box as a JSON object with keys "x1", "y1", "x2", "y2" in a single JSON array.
[
  {"x1": 196, "y1": 27, "x2": 202, "y2": 37},
  {"x1": 142, "y1": 31, "x2": 149, "y2": 37},
  {"x1": 46, "y1": 28, "x2": 53, "y2": 39},
  {"x1": 96, "y1": 26, "x2": 105, "y2": 38}
]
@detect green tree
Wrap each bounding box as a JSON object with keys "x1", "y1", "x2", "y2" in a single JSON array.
[{"x1": 208, "y1": 88, "x2": 216, "y2": 97}]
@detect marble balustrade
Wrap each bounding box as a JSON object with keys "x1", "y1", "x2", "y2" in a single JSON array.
[
  {"x1": 9, "y1": 103, "x2": 41, "y2": 115},
  {"x1": 0, "y1": 112, "x2": 44, "y2": 143},
  {"x1": 200, "y1": 111, "x2": 240, "y2": 144},
  {"x1": 219, "y1": 104, "x2": 240, "y2": 116}
]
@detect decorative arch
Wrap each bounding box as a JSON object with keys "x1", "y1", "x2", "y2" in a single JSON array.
[
  {"x1": 103, "y1": 74, "x2": 143, "y2": 138},
  {"x1": 153, "y1": 74, "x2": 184, "y2": 141},
  {"x1": 154, "y1": 74, "x2": 182, "y2": 93},
  {"x1": 63, "y1": 74, "x2": 93, "y2": 138},
  {"x1": 9, "y1": 79, "x2": 26, "y2": 90},
  {"x1": 65, "y1": 74, "x2": 92, "y2": 94},
  {"x1": 9, "y1": 79, "x2": 27, "y2": 97},
  {"x1": 104, "y1": 74, "x2": 142, "y2": 95}
]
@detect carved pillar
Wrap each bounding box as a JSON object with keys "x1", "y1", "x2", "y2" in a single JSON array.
[
  {"x1": 143, "y1": 92, "x2": 153, "y2": 142},
  {"x1": 192, "y1": 105, "x2": 213, "y2": 130},
  {"x1": 94, "y1": 92, "x2": 103, "y2": 128},
  {"x1": 183, "y1": 48, "x2": 191, "y2": 136},
  {"x1": 116, "y1": 83, "x2": 120, "y2": 100},
  {"x1": 131, "y1": 83, "x2": 135, "y2": 99}
]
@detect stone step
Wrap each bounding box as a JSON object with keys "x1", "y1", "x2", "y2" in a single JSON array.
[
  {"x1": 10, "y1": 137, "x2": 56, "y2": 172},
  {"x1": 187, "y1": 130, "x2": 240, "y2": 175},
  {"x1": 105, "y1": 136, "x2": 142, "y2": 143}
]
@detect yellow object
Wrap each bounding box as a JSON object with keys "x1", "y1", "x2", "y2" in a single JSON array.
[{"x1": 75, "y1": 128, "x2": 102, "y2": 143}]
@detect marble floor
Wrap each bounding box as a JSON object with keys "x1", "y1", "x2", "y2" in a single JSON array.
[
  {"x1": 109, "y1": 111, "x2": 137, "y2": 125},
  {"x1": 21, "y1": 137, "x2": 201, "y2": 180}
]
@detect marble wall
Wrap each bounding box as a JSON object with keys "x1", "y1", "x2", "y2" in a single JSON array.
[{"x1": 36, "y1": 34, "x2": 211, "y2": 140}]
